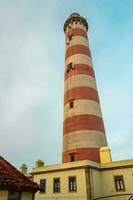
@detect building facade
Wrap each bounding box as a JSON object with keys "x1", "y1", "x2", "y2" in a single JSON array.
[
  {"x1": 0, "y1": 156, "x2": 39, "y2": 200},
  {"x1": 33, "y1": 150, "x2": 133, "y2": 200}
]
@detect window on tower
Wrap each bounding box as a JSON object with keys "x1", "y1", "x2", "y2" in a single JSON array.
[
  {"x1": 67, "y1": 62, "x2": 74, "y2": 72},
  {"x1": 69, "y1": 35, "x2": 72, "y2": 42},
  {"x1": 66, "y1": 32, "x2": 73, "y2": 44},
  {"x1": 69, "y1": 100, "x2": 74, "y2": 109},
  {"x1": 66, "y1": 37, "x2": 70, "y2": 44},
  {"x1": 69, "y1": 153, "x2": 76, "y2": 162}
]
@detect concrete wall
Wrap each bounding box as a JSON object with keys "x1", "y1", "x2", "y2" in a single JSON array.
[
  {"x1": 90, "y1": 169, "x2": 102, "y2": 199},
  {"x1": 34, "y1": 168, "x2": 88, "y2": 200},
  {"x1": 33, "y1": 160, "x2": 133, "y2": 200},
  {"x1": 92, "y1": 166, "x2": 133, "y2": 200},
  {"x1": 101, "y1": 168, "x2": 133, "y2": 198},
  {"x1": 0, "y1": 190, "x2": 8, "y2": 200},
  {"x1": 0, "y1": 190, "x2": 34, "y2": 200}
]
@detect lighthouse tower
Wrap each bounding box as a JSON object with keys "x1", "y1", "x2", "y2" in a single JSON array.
[{"x1": 62, "y1": 13, "x2": 107, "y2": 163}]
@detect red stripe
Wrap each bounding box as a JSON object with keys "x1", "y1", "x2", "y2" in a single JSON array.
[
  {"x1": 64, "y1": 87, "x2": 99, "y2": 105},
  {"x1": 65, "y1": 45, "x2": 91, "y2": 60},
  {"x1": 63, "y1": 114, "x2": 105, "y2": 135},
  {"x1": 67, "y1": 28, "x2": 87, "y2": 39},
  {"x1": 62, "y1": 148, "x2": 100, "y2": 163},
  {"x1": 65, "y1": 64, "x2": 95, "y2": 80}
]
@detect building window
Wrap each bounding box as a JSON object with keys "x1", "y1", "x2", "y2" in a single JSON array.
[
  {"x1": 69, "y1": 100, "x2": 74, "y2": 109},
  {"x1": 8, "y1": 191, "x2": 21, "y2": 200},
  {"x1": 69, "y1": 176, "x2": 77, "y2": 192},
  {"x1": 40, "y1": 179, "x2": 46, "y2": 193},
  {"x1": 69, "y1": 35, "x2": 72, "y2": 41},
  {"x1": 53, "y1": 178, "x2": 60, "y2": 193},
  {"x1": 69, "y1": 153, "x2": 76, "y2": 162},
  {"x1": 66, "y1": 37, "x2": 70, "y2": 44},
  {"x1": 114, "y1": 176, "x2": 125, "y2": 191},
  {"x1": 67, "y1": 62, "x2": 74, "y2": 72}
]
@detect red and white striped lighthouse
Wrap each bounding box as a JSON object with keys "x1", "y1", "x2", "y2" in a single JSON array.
[{"x1": 62, "y1": 13, "x2": 107, "y2": 163}]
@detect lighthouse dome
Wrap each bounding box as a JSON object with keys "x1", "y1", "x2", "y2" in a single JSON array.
[{"x1": 70, "y1": 13, "x2": 80, "y2": 18}]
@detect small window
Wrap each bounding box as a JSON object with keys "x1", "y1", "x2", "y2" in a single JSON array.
[
  {"x1": 66, "y1": 35, "x2": 72, "y2": 44},
  {"x1": 69, "y1": 176, "x2": 77, "y2": 192},
  {"x1": 66, "y1": 37, "x2": 70, "y2": 44},
  {"x1": 53, "y1": 178, "x2": 60, "y2": 193},
  {"x1": 69, "y1": 35, "x2": 72, "y2": 41},
  {"x1": 69, "y1": 153, "x2": 76, "y2": 162},
  {"x1": 40, "y1": 179, "x2": 46, "y2": 193},
  {"x1": 69, "y1": 101, "x2": 74, "y2": 109},
  {"x1": 114, "y1": 176, "x2": 125, "y2": 191},
  {"x1": 8, "y1": 191, "x2": 21, "y2": 200},
  {"x1": 69, "y1": 154, "x2": 76, "y2": 162},
  {"x1": 67, "y1": 62, "x2": 74, "y2": 72}
]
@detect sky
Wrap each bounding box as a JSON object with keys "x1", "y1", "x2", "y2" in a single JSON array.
[{"x1": 0, "y1": 0, "x2": 133, "y2": 171}]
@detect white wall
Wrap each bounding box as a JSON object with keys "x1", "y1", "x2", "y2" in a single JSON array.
[
  {"x1": 34, "y1": 168, "x2": 88, "y2": 200},
  {"x1": 92, "y1": 167, "x2": 133, "y2": 199}
]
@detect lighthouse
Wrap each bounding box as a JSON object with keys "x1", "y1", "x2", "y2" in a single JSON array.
[
  {"x1": 33, "y1": 12, "x2": 133, "y2": 200},
  {"x1": 62, "y1": 13, "x2": 107, "y2": 163}
]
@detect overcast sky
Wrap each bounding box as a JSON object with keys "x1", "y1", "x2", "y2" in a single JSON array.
[{"x1": 0, "y1": 0, "x2": 133, "y2": 171}]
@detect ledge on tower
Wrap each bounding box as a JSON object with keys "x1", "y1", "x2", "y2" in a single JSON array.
[{"x1": 64, "y1": 12, "x2": 88, "y2": 33}]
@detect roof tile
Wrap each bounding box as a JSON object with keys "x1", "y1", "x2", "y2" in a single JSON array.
[{"x1": 0, "y1": 156, "x2": 39, "y2": 192}]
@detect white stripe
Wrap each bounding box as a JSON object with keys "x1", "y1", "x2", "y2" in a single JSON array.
[
  {"x1": 64, "y1": 99, "x2": 102, "y2": 121},
  {"x1": 65, "y1": 54, "x2": 93, "y2": 71},
  {"x1": 65, "y1": 36, "x2": 89, "y2": 51},
  {"x1": 63, "y1": 130, "x2": 107, "y2": 152},
  {"x1": 64, "y1": 74, "x2": 97, "y2": 93}
]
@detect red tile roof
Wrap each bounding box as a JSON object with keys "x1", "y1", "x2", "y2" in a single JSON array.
[{"x1": 0, "y1": 156, "x2": 39, "y2": 192}]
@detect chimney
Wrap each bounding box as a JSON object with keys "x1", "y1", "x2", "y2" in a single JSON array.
[
  {"x1": 35, "y1": 160, "x2": 44, "y2": 168},
  {"x1": 20, "y1": 164, "x2": 27, "y2": 174},
  {"x1": 100, "y1": 146, "x2": 112, "y2": 164}
]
